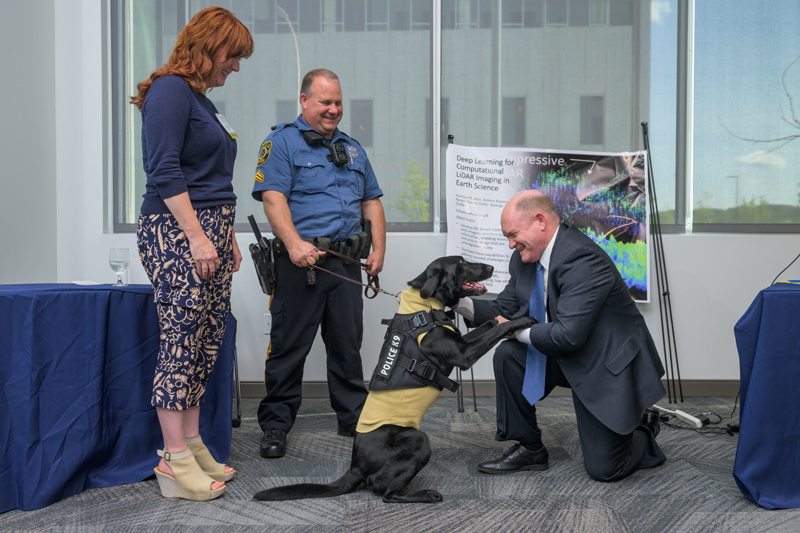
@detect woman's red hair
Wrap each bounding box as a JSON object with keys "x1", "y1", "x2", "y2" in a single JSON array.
[{"x1": 130, "y1": 6, "x2": 254, "y2": 110}]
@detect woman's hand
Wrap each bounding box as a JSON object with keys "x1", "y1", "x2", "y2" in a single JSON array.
[{"x1": 189, "y1": 233, "x2": 219, "y2": 280}]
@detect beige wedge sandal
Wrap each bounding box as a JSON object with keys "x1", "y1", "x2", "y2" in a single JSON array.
[
  {"x1": 186, "y1": 435, "x2": 235, "y2": 482},
  {"x1": 154, "y1": 448, "x2": 225, "y2": 501}
]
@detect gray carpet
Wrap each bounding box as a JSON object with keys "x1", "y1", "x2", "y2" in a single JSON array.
[{"x1": 2, "y1": 396, "x2": 799, "y2": 532}]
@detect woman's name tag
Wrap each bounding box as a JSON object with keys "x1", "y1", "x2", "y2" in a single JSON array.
[{"x1": 216, "y1": 113, "x2": 238, "y2": 139}]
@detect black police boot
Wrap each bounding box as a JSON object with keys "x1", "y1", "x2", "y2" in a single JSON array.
[{"x1": 260, "y1": 428, "x2": 287, "y2": 458}]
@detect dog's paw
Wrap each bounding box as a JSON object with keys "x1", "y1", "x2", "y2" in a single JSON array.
[
  {"x1": 511, "y1": 316, "x2": 537, "y2": 328},
  {"x1": 416, "y1": 489, "x2": 444, "y2": 503},
  {"x1": 385, "y1": 489, "x2": 444, "y2": 503}
]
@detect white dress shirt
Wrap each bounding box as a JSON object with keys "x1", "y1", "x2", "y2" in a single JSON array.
[{"x1": 453, "y1": 226, "x2": 559, "y2": 345}]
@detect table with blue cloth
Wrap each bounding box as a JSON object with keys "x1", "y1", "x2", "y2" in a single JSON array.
[
  {"x1": 0, "y1": 284, "x2": 236, "y2": 512},
  {"x1": 733, "y1": 281, "x2": 800, "y2": 510}
]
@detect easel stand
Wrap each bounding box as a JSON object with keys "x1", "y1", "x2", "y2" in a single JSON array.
[
  {"x1": 446, "y1": 134, "x2": 479, "y2": 413},
  {"x1": 641, "y1": 122, "x2": 683, "y2": 403}
]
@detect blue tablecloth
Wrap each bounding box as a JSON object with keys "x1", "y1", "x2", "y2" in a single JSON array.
[
  {"x1": 0, "y1": 283, "x2": 235, "y2": 512},
  {"x1": 733, "y1": 282, "x2": 800, "y2": 510}
]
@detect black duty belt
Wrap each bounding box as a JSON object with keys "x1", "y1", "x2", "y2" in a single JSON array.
[{"x1": 272, "y1": 237, "x2": 362, "y2": 261}]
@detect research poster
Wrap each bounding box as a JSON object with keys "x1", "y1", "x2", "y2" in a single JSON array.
[{"x1": 445, "y1": 144, "x2": 650, "y2": 302}]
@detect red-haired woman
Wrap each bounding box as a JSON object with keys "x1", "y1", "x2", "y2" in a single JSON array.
[{"x1": 131, "y1": 6, "x2": 253, "y2": 501}]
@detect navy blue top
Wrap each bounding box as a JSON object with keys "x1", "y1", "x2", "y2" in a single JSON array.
[
  {"x1": 251, "y1": 115, "x2": 383, "y2": 241},
  {"x1": 140, "y1": 75, "x2": 238, "y2": 215}
]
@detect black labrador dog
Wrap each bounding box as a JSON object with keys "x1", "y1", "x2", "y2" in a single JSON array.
[{"x1": 254, "y1": 256, "x2": 535, "y2": 504}]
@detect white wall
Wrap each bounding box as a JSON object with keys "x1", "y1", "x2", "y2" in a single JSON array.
[
  {"x1": 8, "y1": 1, "x2": 799, "y2": 385},
  {"x1": 0, "y1": 0, "x2": 56, "y2": 283}
]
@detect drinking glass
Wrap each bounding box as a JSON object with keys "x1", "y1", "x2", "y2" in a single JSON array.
[{"x1": 109, "y1": 248, "x2": 130, "y2": 286}]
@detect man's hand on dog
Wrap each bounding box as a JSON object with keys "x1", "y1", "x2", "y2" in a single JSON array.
[
  {"x1": 494, "y1": 315, "x2": 512, "y2": 338},
  {"x1": 494, "y1": 315, "x2": 529, "y2": 339}
]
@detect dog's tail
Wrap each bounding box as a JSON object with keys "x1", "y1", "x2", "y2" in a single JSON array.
[{"x1": 253, "y1": 468, "x2": 364, "y2": 501}]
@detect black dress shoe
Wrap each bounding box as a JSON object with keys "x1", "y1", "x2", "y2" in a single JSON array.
[
  {"x1": 260, "y1": 428, "x2": 287, "y2": 458},
  {"x1": 337, "y1": 424, "x2": 357, "y2": 437},
  {"x1": 478, "y1": 444, "x2": 549, "y2": 475},
  {"x1": 639, "y1": 409, "x2": 661, "y2": 438}
]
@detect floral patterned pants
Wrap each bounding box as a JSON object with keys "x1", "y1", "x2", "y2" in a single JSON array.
[{"x1": 137, "y1": 205, "x2": 235, "y2": 410}]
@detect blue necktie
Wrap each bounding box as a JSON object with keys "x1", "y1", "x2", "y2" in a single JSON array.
[{"x1": 522, "y1": 262, "x2": 546, "y2": 405}]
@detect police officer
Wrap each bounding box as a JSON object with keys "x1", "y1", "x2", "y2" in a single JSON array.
[{"x1": 252, "y1": 69, "x2": 386, "y2": 458}]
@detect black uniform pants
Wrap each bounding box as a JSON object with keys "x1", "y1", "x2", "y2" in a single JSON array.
[
  {"x1": 257, "y1": 254, "x2": 368, "y2": 432},
  {"x1": 493, "y1": 340, "x2": 666, "y2": 481}
]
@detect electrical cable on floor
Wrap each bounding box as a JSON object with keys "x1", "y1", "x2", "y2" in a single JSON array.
[{"x1": 658, "y1": 392, "x2": 740, "y2": 438}]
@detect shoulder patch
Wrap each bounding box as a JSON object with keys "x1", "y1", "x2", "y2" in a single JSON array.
[
  {"x1": 254, "y1": 169, "x2": 264, "y2": 184},
  {"x1": 257, "y1": 140, "x2": 272, "y2": 167}
]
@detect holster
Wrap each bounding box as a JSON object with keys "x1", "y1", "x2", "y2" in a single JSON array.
[
  {"x1": 248, "y1": 215, "x2": 276, "y2": 295},
  {"x1": 359, "y1": 218, "x2": 373, "y2": 259}
]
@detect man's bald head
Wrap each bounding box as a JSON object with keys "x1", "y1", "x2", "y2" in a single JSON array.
[{"x1": 500, "y1": 190, "x2": 560, "y2": 263}]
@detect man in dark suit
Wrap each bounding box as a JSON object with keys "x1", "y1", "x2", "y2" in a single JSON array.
[{"x1": 453, "y1": 190, "x2": 666, "y2": 481}]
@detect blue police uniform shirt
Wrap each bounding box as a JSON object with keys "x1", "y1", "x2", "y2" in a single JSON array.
[{"x1": 251, "y1": 115, "x2": 383, "y2": 242}]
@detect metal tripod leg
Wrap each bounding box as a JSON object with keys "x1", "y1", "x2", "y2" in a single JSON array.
[
  {"x1": 457, "y1": 368, "x2": 464, "y2": 412},
  {"x1": 470, "y1": 367, "x2": 477, "y2": 412},
  {"x1": 232, "y1": 347, "x2": 242, "y2": 428},
  {"x1": 455, "y1": 313, "x2": 478, "y2": 413}
]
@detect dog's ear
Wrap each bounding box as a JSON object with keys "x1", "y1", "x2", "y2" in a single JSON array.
[
  {"x1": 408, "y1": 264, "x2": 443, "y2": 299},
  {"x1": 419, "y1": 266, "x2": 442, "y2": 299},
  {"x1": 407, "y1": 269, "x2": 427, "y2": 290}
]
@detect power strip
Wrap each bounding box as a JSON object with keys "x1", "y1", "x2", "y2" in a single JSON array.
[{"x1": 650, "y1": 404, "x2": 704, "y2": 428}]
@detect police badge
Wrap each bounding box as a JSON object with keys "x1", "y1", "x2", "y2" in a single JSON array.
[
  {"x1": 257, "y1": 140, "x2": 272, "y2": 166},
  {"x1": 347, "y1": 145, "x2": 358, "y2": 159}
]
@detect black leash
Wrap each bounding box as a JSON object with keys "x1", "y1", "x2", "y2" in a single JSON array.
[{"x1": 313, "y1": 246, "x2": 399, "y2": 301}]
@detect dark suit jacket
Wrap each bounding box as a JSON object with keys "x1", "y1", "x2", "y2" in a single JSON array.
[{"x1": 473, "y1": 222, "x2": 665, "y2": 435}]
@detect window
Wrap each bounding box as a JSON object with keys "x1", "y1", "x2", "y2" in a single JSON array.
[
  {"x1": 321, "y1": 0, "x2": 344, "y2": 33},
  {"x1": 275, "y1": 0, "x2": 298, "y2": 34},
  {"x1": 569, "y1": 0, "x2": 590, "y2": 27},
  {"x1": 298, "y1": 0, "x2": 321, "y2": 33},
  {"x1": 503, "y1": 0, "x2": 523, "y2": 28},
  {"x1": 502, "y1": 97, "x2": 526, "y2": 147},
  {"x1": 580, "y1": 96, "x2": 604, "y2": 145},
  {"x1": 545, "y1": 0, "x2": 568, "y2": 26},
  {"x1": 344, "y1": 0, "x2": 366, "y2": 32},
  {"x1": 111, "y1": 0, "x2": 800, "y2": 234},
  {"x1": 275, "y1": 100, "x2": 298, "y2": 125},
  {"x1": 590, "y1": 0, "x2": 607, "y2": 25},
  {"x1": 366, "y1": 0, "x2": 389, "y2": 32},
  {"x1": 648, "y1": 0, "x2": 678, "y2": 224},
  {"x1": 442, "y1": 1, "x2": 645, "y2": 151},
  {"x1": 411, "y1": 0, "x2": 432, "y2": 30},
  {"x1": 389, "y1": 0, "x2": 411, "y2": 31},
  {"x1": 443, "y1": 0, "x2": 492, "y2": 30},
  {"x1": 692, "y1": 0, "x2": 800, "y2": 228},
  {"x1": 113, "y1": 0, "x2": 432, "y2": 231},
  {"x1": 350, "y1": 100, "x2": 373, "y2": 147},
  {"x1": 608, "y1": 0, "x2": 633, "y2": 26},
  {"x1": 523, "y1": 0, "x2": 544, "y2": 28}
]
